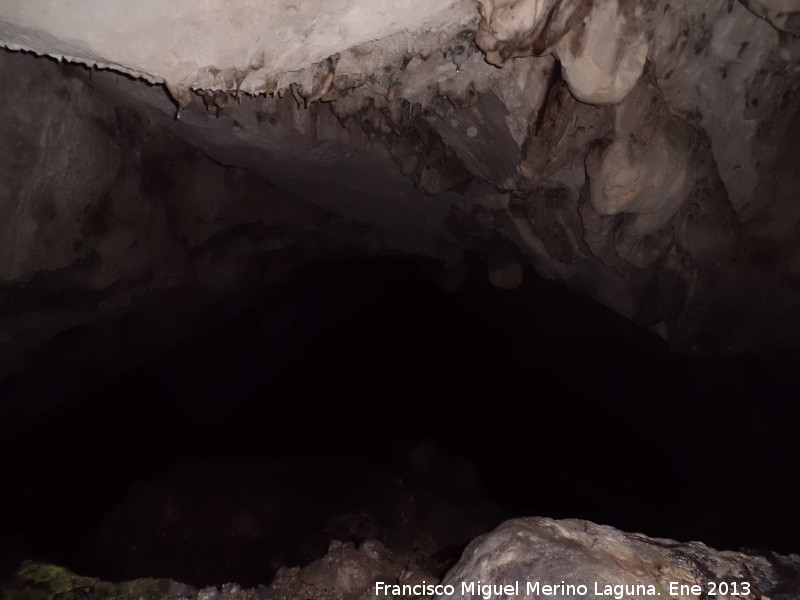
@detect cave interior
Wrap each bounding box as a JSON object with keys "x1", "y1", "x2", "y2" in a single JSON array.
[{"x1": 0, "y1": 0, "x2": 799, "y2": 596}]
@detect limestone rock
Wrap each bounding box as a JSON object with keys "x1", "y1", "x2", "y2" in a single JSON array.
[
  {"x1": 649, "y1": 0, "x2": 790, "y2": 213},
  {"x1": 518, "y1": 80, "x2": 611, "y2": 182},
  {"x1": 474, "y1": 0, "x2": 560, "y2": 66},
  {"x1": 4, "y1": 520, "x2": 800, "y2": 600},
  {"x1": 440, "y1": 517, "x2": 800, "y2": 600},
  {"x1": 0, "y1": 0, "x2": 478, "y2": 93},
  {"x1": 2, "y1": 0, "x2": 800, "y2": 378},
  {"x1": 741, "y1": 0, "x2": 800, "y2": 38},
  {"x1": 585, "y1": 78, "x2": 700, "y2": 266},
  {"x1": 475, "y1": 0, "x2": 647, "y2": 104},
  {"x1": 552, "y1": 0, "x2": 648, "y2": 105},
  {"x1": 298, "y1": 540, "x2": 402, "y2": 600}
]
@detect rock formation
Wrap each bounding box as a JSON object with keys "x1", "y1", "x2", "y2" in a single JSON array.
[
  {"x1": 443, "y1": 517, "x2": 800, "y2": 600},
  {"x1": 4, "y1": 518, "x2": 799, "y2": 600},
  {"x1": 1, "y1": 2, "x2": 800, "y2": 407},
  {"x1": 1, "y1": 3, "x2": 799, "y2": 594}
]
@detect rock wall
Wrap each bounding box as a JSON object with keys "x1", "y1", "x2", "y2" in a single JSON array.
[{"x1": 1, "y1": 0, "x2": 800, "y2": 368}]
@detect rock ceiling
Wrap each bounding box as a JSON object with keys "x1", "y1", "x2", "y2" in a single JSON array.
[{"x1": 1, "y1": 0, "x2": 800, "y2": 398}]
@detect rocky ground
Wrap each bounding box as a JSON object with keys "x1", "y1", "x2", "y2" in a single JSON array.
[{"x1": 3, "y1": 518, "x2": 799, "y2": 600}]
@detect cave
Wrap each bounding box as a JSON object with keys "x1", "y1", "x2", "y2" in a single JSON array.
[{"x1": 1, "y1": 1, "x2": 799, "y2": 599}]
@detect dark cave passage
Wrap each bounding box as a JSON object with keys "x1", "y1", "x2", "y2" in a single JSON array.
[{"x1": 1, "y1": 257, "x2": 798, "y2": 588}]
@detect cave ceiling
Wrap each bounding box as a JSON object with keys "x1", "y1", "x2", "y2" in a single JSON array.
[{"x1": 1, "y1": 0, "x2": 800, "y2": 402}]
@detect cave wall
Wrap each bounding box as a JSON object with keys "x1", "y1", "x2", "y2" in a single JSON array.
[
  {"x1": 0, "y1": 50, "x2": 338, "y2": 412},
  {"x1": 1, "y1": 0, "x2": 800, "y2": 382}
]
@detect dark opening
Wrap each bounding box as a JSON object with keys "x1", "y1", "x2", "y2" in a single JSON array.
[{"x1": 1, "y1": 257, "x2": 798, "y2": 588}]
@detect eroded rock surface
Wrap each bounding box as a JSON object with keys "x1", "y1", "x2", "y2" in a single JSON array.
[
  {"x1": 5, "y1": 519, "x2": 799, "y2": 600},
  {"x1": 1, "y1": 0, "x2": 800, "y2": 393},
  {"x1": 0, "y1": 0, "x2": 477, "y2": 93},
  {"x1": 442, "y1": 517, "x2": 800, "y2": 600}
]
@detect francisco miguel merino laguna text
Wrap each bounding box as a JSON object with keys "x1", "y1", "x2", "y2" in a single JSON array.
[{"x1": 374, "y1": 580, "x2": 662, "y2": 599}]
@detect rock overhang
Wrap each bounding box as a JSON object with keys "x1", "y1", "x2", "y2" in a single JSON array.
[{"x1": 1, "y1": 0, "x2": 800, "y2": 378}]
